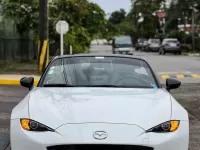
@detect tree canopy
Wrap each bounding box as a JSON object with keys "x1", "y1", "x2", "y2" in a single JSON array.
[
  {"x1": 2, "y1": 0, "x2": 106, "y2": 54},
  {"x1": 108, "y1": 9, "x2": 126, "y2": 25}
]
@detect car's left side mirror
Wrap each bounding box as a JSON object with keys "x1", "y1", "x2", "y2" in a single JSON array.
[
  {"x1": 166, "y1": 78, "x2": 181, "y2": 92},
  {"x1": 20, "y1": 77, "x2": 34, "y2": 91}
]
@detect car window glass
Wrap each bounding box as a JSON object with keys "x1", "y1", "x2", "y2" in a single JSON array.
[
  {"x1": 40, "y1": 57, "x2": 158, "y2": 88},
  {"x1": 43, "y1": 60, "x2": 66, "y2": 85},
  {"x1": 115, "y1": 36, "x2": 132, "y2": 45}
]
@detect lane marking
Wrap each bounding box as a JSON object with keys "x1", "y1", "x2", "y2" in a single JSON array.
[
  {"x1": 0, "y1": 99, "x2": 21, "y2": 103},
  {"x1": 0, "y1": 127, "x2": 9, "y2": 133},
  {"x1": 176, "y1": 74, "x2": 185, "y2": 79},
  {"x1": 161, "y1": 75, "x2": 170, "y2": 79},
  {"x1": 191, "y1": 74, "x2": 200, "y2": 78},
  {"x1": 0, "y1": 113, "x2": 10, "y2": 120}
]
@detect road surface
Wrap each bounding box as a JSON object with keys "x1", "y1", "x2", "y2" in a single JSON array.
[
  {"x1": 0, "y1": 45, "x2": 200, "y2": 150},
  {"x1": 90, "y1": 45, "x2": 200, "y2": 84}
]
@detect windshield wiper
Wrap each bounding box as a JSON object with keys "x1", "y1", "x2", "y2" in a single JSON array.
[
  {"x1": 80, "y1": 85, "x2": 154, "y2": 88},
  {"x1": 80, "y1": 85, "x2": 127, "y2": 88},
  {"x1": 43, "y1": 84, "x2": 75, "y2": 87}
]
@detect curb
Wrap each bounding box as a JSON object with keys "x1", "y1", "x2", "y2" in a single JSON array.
[
  {"x1": 183, "y1": 53, "x2": 200, "y2": 57},
  {"x1": 0, "y1": 79, "x2": 39, "y2": 86}
]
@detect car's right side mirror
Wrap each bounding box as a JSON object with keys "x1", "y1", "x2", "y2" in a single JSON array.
[
  {"x1": 20, "y1": 77, "x2": 34, "y2": 91},
  {"x1": 166, "y1": 78, "x2": 181, "y2": 92}
]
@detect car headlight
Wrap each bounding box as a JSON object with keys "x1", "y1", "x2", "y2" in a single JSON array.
[
  {"x1": 20, "y1": 119, "x2": 55, "y2": 132},
  {"x1": 146, "y1": 120, "x2": 180, "y2": 133}
]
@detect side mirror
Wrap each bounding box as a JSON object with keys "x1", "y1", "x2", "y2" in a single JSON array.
[
  {"x1": 20, "y1": 77, "x2": 34, "y2": 91},
  {"x1": 166, "y1": 78, "x2": 181, "y2": 92}
]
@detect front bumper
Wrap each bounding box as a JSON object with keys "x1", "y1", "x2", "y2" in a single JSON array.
[
  {"x1": 149, "y1": 47, "x2": 160, "y2": 51},
  {"x1": 164, "y1": 47, "x2": 181, "y2": 52},
  {"x1": 114, "y1": 48, "x2": 134, "y2": 54},
  {"x1": 11, "y1": 119, "x2": 189, "y2": 150}
]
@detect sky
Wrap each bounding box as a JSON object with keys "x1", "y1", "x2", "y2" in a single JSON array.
[{"x1": 90, "y1": 0, "x2": 132, "y2": 14}]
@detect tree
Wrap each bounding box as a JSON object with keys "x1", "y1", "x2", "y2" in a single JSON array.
[
  {"x1": 82, "y1": 2, "x2": 106, "y2": 38},
  {"x1": 2, "y1": 0, "x2": 107, "y2": 54},
  {"x1": 130, "y1": 0, "x2": 164, "y2": 38},
  {"x1": 101, "y1": 21, "x2": 118, "y2": 41},
  {"x1": 3, "y1": 0, "x2": 39, "y2": 37},
  {"x1": 108, "y1": 9, "x2": 126, "y2": 25}
]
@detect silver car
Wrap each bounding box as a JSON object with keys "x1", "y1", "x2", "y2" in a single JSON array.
[
  {"x1": 112, "y1": 35, "x2": 135, "y2": 55},
  {"x1": 145, "y1": 39, "x2": 161, "y2": 52}
]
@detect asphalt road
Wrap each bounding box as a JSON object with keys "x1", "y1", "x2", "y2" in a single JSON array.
[
  {"x1": 89, "y1": 45, "x2": 200, "y2": 74},
  {"x1": 0, "y1": 45, "x2": 200, "y2": 150},
  {"x1": 90, "y1": 44, "x2": 200, "y2": 84}
]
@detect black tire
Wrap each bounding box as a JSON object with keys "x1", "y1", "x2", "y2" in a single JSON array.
[
  {"x1": 163, "y1": 51, "x2": 166, "y2": 55},
  {"x1": 179, "y1": 51, "x2": 182, "y2": 55},
  {"x1": 162, "y1": 48, "x2": 166, "y2": 55},
  {"x1": 160, "y1": 48, "x2": 165, "y2": 55},
  {"x1": 159, "y1": 49, "x2": 162, "y2": 55}
]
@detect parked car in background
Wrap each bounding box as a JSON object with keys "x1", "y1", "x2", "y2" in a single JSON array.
[
  {"x1": 159, "y1": 38, "x2": 181, "y2": 55},
  {"x1": 135, "y1": 38, "x2": 147, "y2": 51},
  {"x1": 108, "y1": 40, "x2": 113, "y2": 45},
  {"x1": 145, "y1": 39, "x2": 161, "y2": 52},
  {"x1": 112, "y1": 35, "x2": 134, "y2": 55}
]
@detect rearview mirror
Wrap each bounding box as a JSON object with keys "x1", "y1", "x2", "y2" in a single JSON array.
[
  {"x1": 166, "y1": 78, "x2": 181, "y2": 92},
  {"x1": 20, "y1": 77, "x2": 34, "y2": 91}
]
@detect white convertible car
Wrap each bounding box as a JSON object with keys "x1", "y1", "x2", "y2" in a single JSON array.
[{"x1": 10, "y1": 54, "x2": 189, "y2": 150}]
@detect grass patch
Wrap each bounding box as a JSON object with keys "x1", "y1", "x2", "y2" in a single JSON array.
[{"x1": 0, "y1": 60, "x2": 40, "y2": 75}]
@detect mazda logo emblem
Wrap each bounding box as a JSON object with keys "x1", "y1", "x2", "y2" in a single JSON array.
[{"x1": 93, "y1": 131, "x2": 108, "y2": 140}]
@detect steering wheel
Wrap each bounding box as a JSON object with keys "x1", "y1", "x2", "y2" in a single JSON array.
[{"x1": 115, "y1": 75, "x2": 152, "y2": 87}]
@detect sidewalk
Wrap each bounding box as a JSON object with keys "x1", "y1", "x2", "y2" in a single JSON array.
[
  {"x1": 183, "y1": 52, "x2": 200, "y2": 57},
  {"x1": 0, "y1": 74, "x2": 40, "y2": 86}
]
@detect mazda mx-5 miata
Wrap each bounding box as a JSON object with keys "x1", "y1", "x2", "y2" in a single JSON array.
[{"x1": 10, "y1": 54, "x2": 189, "y2": 150}]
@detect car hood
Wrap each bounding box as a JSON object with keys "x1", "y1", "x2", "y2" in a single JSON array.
[
  {"x1": 28, "y1": 87, "x2": 171, "y2": 130},
  {"x1": 150, "y1": 43, "x2": 160, "y2": 47}
]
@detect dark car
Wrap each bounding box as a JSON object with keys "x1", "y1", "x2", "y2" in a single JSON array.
[
  {"x1": 112, "y1": 35, "x2": 135, "y2": 55},
  {"x1": 159, "y1": 38, "x2": 181, "y2": 55},
  {"x1": 135, "y1": 38, "x2": 147, "y2": 51}
]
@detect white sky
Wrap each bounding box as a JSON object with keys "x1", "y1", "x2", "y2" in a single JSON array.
[{"x1": 90, "y1": 0, "x2": 132, "y2": 14}]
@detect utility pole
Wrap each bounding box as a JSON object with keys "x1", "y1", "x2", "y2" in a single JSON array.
[
  {"x1": 192, "y1": 8, "x2": 195, "y2": 52},
  {"x1": 38, "y1": 0, "x2": 49, "y2": 73},
  {"x1": 163, "y1": 1, "x2": 166, "y2": 37}
]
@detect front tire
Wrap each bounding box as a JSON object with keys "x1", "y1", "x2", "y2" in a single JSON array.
[
  {"x1": 159, "y1": 48, "x2": 165, "y2": 55},
  {"x1": 159, "y1": 49, "x2": 162, "y2": 55}
]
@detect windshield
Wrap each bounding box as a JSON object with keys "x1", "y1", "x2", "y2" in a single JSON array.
[
  {"x1": 167, "y1": 40, "x2": 178, "y2": 43},
  {"x1": 41, "y1": 56, "x2": 158, "y2": 88},
  {"x1": 151, "y1": 39, "x2": 160, "y2": 43},
  {"x1": 115, "y1": 36, "x2": 132, "y2": 45},
  {"x1": 138, "y1": 39, "x2": 147, "y2": 43}
]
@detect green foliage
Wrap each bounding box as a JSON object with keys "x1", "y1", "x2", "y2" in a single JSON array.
[
  {"x1": 101, "y1": 21, "x2": 117, "y2": 41},
  {"x1": 109, "y1": 9, "x2": 126, "y2": 25},
  {"x1": 2, "y1": 0, "x2": 106, "y2": 54},
  {"x1": 3, "y1": 0, "x2": 38, "y2": 36},
  {"x1": 130, "y1": 0, "x2": 163, "y2": 38}
]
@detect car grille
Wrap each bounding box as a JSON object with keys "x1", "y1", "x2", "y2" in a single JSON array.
[{"x1": 47, "y1": 145, "x2": 153, "y2": 150}]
